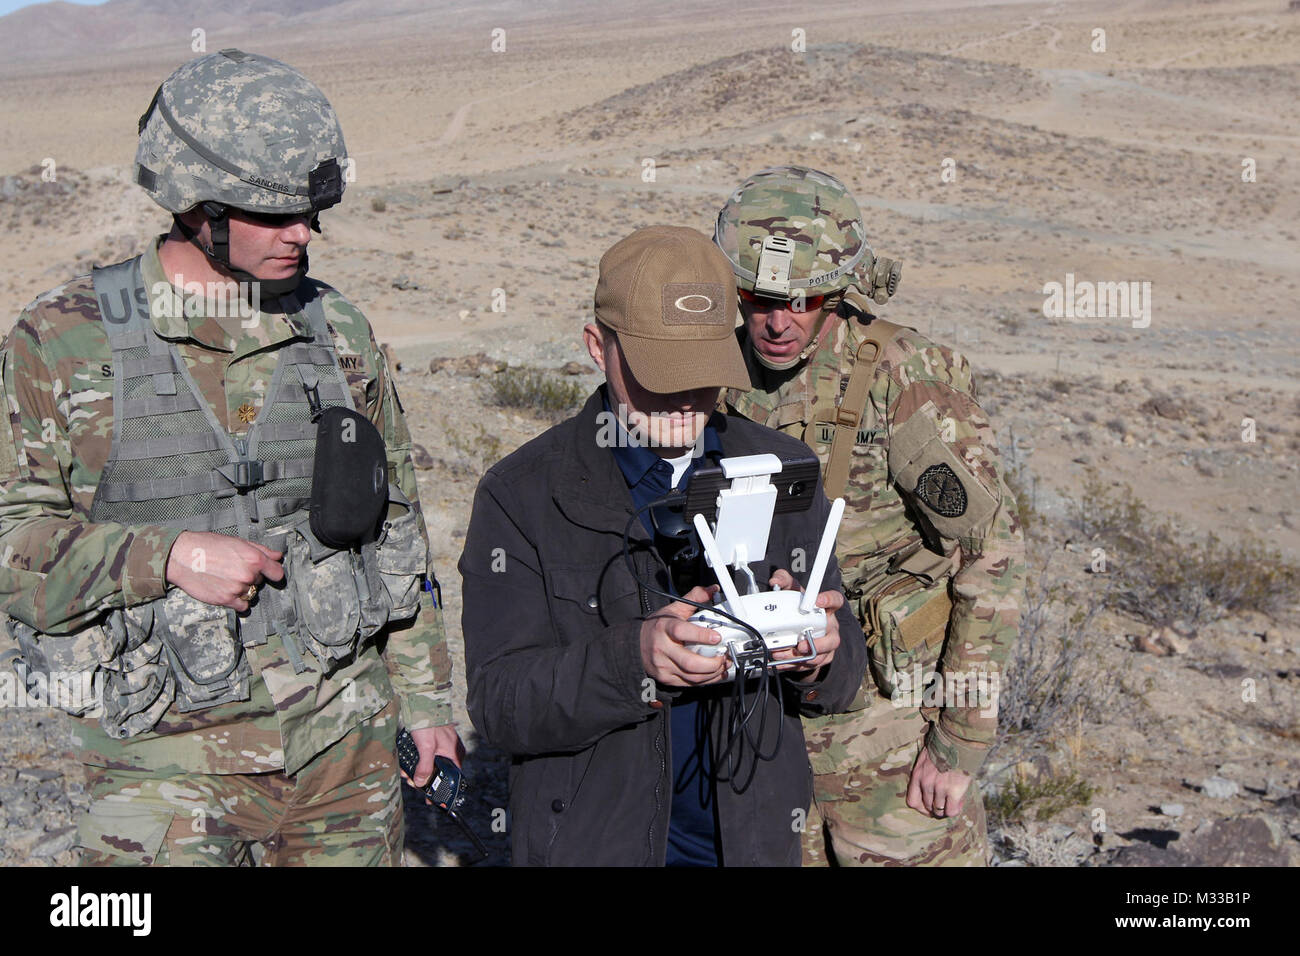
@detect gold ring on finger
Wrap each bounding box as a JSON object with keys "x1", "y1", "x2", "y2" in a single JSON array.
[{"x1": 244, "y1": 584, "x2": 259, "y2": 601}]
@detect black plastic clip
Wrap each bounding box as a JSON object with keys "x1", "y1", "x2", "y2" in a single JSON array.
[
  {"x1": 302, "y1": 380, "x2": 324, "y2": 422},
  {"x1": 233, "y1": 459, "x2": 265, "y2": 489}
]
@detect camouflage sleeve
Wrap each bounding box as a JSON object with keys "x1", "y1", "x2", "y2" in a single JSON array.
[
  {"x1": 886, "y1": 347, "x2": 1026, "y2": 776},
  {"x1": 0, "y1": 315, "x2": 184, "y2": 635},
  {"x1": 330, "y1": 299, "x2": 452, "y2": 730}
]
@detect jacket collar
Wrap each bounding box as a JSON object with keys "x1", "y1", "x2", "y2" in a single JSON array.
[{"x1": 553, "y1": 388, "x2": 641, "y2": 537}]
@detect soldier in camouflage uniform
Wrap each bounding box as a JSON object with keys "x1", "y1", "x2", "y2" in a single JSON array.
[
  {"x1": 715, "y1": 167, "x2": 1025, "y2": 866},
  {"x1": 0, "y1": 50, "x2": 461, "y2": 865}
]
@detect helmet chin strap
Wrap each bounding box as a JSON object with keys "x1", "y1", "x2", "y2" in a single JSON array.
[
  {"x1": 749, "y1": 303, "x2": 832, "y2": 371},
  {"x1": 174, "y1": 203, "x2": 308, "y2": 307}
]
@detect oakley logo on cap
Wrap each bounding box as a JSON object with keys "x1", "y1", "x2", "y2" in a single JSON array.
[
  {"x1": 673, "y1": 294, "x2": 714, "y2": 313},
  {"x1": 662, "y1": 282, "x2": 726, "y2": 326}
]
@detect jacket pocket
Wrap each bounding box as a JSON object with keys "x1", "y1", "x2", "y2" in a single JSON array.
[
  {"x1": 804, "y1": 693, "x2": 928, "y2": 779},
  {"x1": 516, "y1": 746, "x2": 600, "y2": 867},
  {"x1": 546, "y1": 563, "x2": 640, "y2": 640},
  {"x1": 284, "y1": 517, "x2": 362, "y2": 664},
  {"x1": 152, "y1": 589, "x2": 249, "y2": 712},
  {"x1": 77, "y1": 799, "x2": 174, "y2": 866}
]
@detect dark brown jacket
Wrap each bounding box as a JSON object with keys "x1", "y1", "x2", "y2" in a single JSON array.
[{"x1": 460, "y1": 389, "x2": 866, "y2": 866}]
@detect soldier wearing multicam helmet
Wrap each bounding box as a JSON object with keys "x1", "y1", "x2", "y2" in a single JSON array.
[
  {"x1": 716, "y1": 166, "x2": 1025, "y2": 866},
  {"x1": 0, "y1": 49, "x2": 463, "y2": 865}
]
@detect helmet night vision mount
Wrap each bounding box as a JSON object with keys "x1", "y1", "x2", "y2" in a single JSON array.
[
  {"x1": 682, "y1": 454, "x2": 845, "y2": 681},
  {"x1": 753, "y1": 235, "x2": 796, "y2": 298}
]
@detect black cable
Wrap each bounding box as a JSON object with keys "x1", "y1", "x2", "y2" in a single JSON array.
[
  {"x1": 723, "y1": 633, "x2": 785, "y2": 793},
  {"x1": 622, "y1": 493, "x2": 794, "y2": 794},
  {"x1": 621, "y1": 494, "x2": 763, "y2": 644}
]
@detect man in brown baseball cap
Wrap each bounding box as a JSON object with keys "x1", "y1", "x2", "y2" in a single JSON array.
[
  {"x1": 586, "y1": 225, "x2": 750, "y2": 457},
  {"x1": 459, "y1": 225, "x2": 865, "y2": 866}
]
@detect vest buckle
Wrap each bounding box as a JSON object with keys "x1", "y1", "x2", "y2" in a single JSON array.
[
  {"x1": 234, "y1": 459, "x2": 265, "y2": 490},
  {"x1": 216, "y1": 440, "x2": 267, "y2": 495}
]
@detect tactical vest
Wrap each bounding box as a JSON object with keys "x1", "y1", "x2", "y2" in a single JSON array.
[
  {"x1": 5, "y1": 258, "x2": 427, "y2": 739},
  {"x1": 726, "y1": 312, "x2": 956, "y2": 699},
  {"x1": 727, "y1": 314, "x2": 909, "y2": 499}
]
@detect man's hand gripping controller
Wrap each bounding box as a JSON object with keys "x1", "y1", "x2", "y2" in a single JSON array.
[{"x1": 682, "y1": 454, "x2": 845, "y2": 680}]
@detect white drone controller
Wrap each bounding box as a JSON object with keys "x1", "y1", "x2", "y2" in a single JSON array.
[{"x1": 684, "y1": 454, "x2": 846, "y2": 680}]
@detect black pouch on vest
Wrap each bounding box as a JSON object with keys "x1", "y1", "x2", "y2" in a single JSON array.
[{"x1": 309, "y1": 405, "x2": 389, "y2": 549}]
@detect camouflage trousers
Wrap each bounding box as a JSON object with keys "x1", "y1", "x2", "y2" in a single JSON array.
[
  {"x1": 802, "y1": 691, "x2": 988, "y2": 866},
  {"x1": 77, "y1": 700, "x2": 403, "y2": 866}
]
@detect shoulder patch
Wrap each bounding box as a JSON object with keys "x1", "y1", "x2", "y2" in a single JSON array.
[
  {"x1": 889, "y1": 406, "x2": 998, "y2": 538},
  {"x1": 914, "y1": 463, "x2": 966, "y2": 517}
]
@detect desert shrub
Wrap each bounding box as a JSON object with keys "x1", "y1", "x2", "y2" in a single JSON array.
[
  {"x1": 993, "y1": 819, "x2": 1095, "y2": 866},
  {"x1": 996, "y1": 313, "x2": 1025, "y2": 335},
  {"x1": 991, "y1": 565, "x2": 1127, "y2": 765},
  {"x1": 1067, "y1": 469, "x2": 1142, "y2": 542},
  {"x1": 1067, "y1": 470, "x2": 1300, "y2": 625},
  {"x1": 987, "y1": 769, "x2": 1095, "y2": 826},
  {"x1": 484, "y1": 366, "x2": 584, "y2": 420},
  {"x1": 442, "y1": 422, "x2": 504, "y2": 477}
]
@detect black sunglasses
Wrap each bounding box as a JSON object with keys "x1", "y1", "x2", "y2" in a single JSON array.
[{"x1": 236, "y1": 209, "x2": 312, "y2": 227}]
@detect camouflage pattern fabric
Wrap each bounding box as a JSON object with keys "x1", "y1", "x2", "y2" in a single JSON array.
[
  {"x1": 78, "y1": 699, "x2": 404, "y2": 866},
  {"x1": 800, "y1": 694, "x2": 987, "y2": 865},
  {"x1": 136, "y1": 49, "x2": 347, "y2": 215},
  {"x1": 714, "y1": 166, "x2": 869, "y2": 294},
  {"x1": 727, "y1": 302, "x2": 1026, "y2": 867},
  {"x1": 0, "y1": 236, "x2": 453, "y2": 779}
]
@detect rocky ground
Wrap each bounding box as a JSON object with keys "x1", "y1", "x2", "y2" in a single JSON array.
[{"x1": 0, "y1": 711, "x2": 85, "y2": 867}]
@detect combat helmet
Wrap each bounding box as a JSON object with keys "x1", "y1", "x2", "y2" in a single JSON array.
[
  {"x1": 135, "y1": 48, "x2": 347, "y2": 298},
  {"x1": 714, "y1": 166, "x2": 901, "y2": 370}
]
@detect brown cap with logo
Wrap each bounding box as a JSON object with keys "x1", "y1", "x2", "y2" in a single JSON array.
[{"x1": 594, "y1": 225, "x2": 751, "y2": 393}]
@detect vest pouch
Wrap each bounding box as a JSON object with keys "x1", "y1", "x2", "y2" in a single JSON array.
[
  {"x1": 373, "y1": 506, "x2": 426, "y2": 623},
  {"x1": 100, "y1": 605, "x2": 177, "y2": 739},
  {"x1": 355, "y1": 541, "x2": 389, "y2": 641},
  {"x1": 285, "y1": 517, "x2": 363, "y2": 665},
  {"x1": 152, "y1": 589, "x2": 250, "y2": 712},
  {"x1": 863, "y1": 573, "x2": 952, "y2": 700},
  {"x1": 3, "y1": 615, "x2": 119, "y2": 717},
  {"x1": 309, "y1": 406, "x2": 389, "y2": 549}
]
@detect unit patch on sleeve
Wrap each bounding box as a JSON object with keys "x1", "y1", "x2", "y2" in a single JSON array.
[{"x1": 914, "y1": 463, "x2": 967, "y2": 518}]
